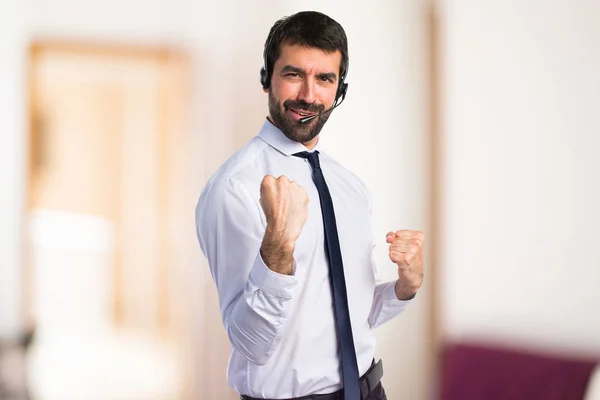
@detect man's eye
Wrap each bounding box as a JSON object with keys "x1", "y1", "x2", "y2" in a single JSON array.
[
  {"x1": 320, "y1": 77, "x2": 333, "y2": 83},
  {"x1": 286, "y1": 73, "x2": 300, "y2": 77}
]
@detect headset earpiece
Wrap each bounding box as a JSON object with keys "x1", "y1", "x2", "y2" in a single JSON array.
[
  {"x1": 260, "y1": 66, "x2": 269, "y2": 89},
  {"x1": 336, "y1": 79, "x2": 348, "y2": 102}
]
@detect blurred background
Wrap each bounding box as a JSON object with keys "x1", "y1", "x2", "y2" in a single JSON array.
[{"x1": 1, "y1": 0, "x2": 599, "y2": 399}]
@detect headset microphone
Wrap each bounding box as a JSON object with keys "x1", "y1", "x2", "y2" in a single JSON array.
[{"x1": 299, "y1": 87, "x2": 347, "y2": 124}]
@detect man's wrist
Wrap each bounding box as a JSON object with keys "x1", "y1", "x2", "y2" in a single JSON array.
[
  {"x1": 395, "y1": 280, "x2": 417, "y2": 300},
  {"x1": 260, "y1": 226, "x2": 295, "y2": 275}
]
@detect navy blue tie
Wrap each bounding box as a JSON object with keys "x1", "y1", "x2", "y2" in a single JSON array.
[{"x1": 293, "y1": 150, "x2": 360, "y2": 400}]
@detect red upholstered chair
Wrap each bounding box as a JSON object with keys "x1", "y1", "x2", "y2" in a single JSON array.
[{"x1": 439, "y1": 342, "x2": 598, "y2": 400}]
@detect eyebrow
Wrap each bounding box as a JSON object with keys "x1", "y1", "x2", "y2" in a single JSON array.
[{"x1": 280, "y1": 65, "x2": 338, "y2": 82}]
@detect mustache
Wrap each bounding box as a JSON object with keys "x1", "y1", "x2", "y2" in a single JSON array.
[{"x1": 283, "y1": 100, "x2": 325, "y2": 114}]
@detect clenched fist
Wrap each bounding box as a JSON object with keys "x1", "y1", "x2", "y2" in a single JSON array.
[
  {"x1": 386, "y1": 230, "x2": 425, "y2": 300},
  {"x1": 259, "y1": 175, "x2": 309, "y2": 275}
]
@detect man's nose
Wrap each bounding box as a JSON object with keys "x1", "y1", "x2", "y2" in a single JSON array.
[{"x1": 297, "y1": 79, "x2": 316, "y2": 104}]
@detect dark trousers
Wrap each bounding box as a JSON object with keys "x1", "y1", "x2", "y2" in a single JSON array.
[{"x1": 240, "y1": 360, "x2": 387, "y2": 400}]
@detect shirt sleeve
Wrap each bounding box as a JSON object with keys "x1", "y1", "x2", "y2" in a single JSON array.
[
  {"x1": 369, "y1": 280, "x2": 413, "y2": 328},
  {"x1": 195, "y1": 176, "x2": 298, "y2": 365}
]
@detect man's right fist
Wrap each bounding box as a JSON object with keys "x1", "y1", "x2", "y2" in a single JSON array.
[{"x1": 259, "y1": 175, "x2": 309, "y2": 245}]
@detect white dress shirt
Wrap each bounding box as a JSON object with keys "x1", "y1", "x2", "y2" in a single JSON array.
[{"x1": 195, "y1": 119, "x2": 412, "y2": 398}]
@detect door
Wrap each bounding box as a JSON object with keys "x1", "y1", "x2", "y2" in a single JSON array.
[{"x1": 25, "y1": 42, "x2": 193, "y2": 400}]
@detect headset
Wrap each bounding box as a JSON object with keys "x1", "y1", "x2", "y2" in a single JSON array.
[{"x1": 259, "y1": 17, "x2": 349, "y2": 111}]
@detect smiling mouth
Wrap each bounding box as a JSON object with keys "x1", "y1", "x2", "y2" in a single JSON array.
[{"x1": 289, "y1": 107, "x2": 317, "y2": 117}]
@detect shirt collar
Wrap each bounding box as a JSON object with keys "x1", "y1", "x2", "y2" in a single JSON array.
[{"x1": 258, "y1": 118, "x2": 322, "y2": 156}]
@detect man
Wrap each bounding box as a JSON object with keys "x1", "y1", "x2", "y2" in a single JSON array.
[{"x1": 195, "y1": 11, "x2": 424, "y2": 400}]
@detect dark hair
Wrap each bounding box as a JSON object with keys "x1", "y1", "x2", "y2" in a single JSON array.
[{"x1": 260, "y1": 11, "x2": 349, "y2": 89}]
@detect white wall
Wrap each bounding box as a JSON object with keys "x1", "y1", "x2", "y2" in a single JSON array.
[{"x1": 438, "y1": 0, "x2": 600, "y2": 356}]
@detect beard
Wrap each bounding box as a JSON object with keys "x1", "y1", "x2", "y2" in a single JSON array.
[{"x1": 268, "y1": 90, "x2": 331, "y2": 144}]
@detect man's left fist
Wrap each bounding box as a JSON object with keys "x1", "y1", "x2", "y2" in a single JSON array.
[{"x1": 386, "y1": 230, "x2": 425, "y2": 300}]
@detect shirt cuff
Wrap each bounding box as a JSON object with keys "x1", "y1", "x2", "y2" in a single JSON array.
[{"x1": 249, "y1": 251, "x2": 298, "y2": 298}]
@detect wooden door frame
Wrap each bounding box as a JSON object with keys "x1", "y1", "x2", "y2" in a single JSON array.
[
  {"x1": 427, "y1": 1, "x2": 444, "y2": 394},
  {"x1": 23, "y1": 40, "x2": 193, "y2": 338}
]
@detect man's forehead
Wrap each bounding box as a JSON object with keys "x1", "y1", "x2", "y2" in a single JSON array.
[{"x1": 277, "y1": 43, "x2": 342, "y2": 71}]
